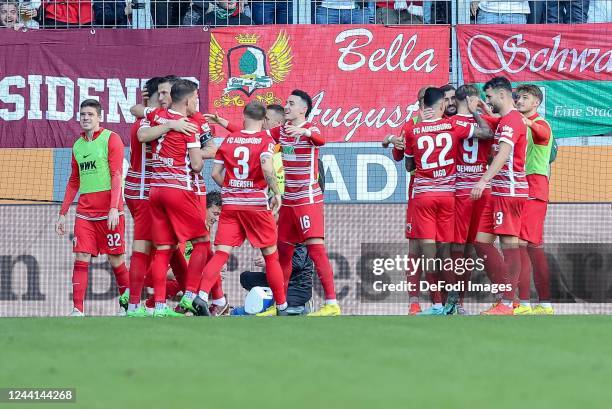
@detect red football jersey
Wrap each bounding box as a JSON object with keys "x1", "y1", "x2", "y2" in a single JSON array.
[
  {"x1": 404, "y1": 118, "x2": 467, "y2": 198},
  {"x1": 124, "y1": 118, "x2": 153, "y2": 200},
  {"x1": 451, "y1": 114, "x2": 494, "y2": 196},
  {"x1": 214, "y1": 130, "x2": 276, "y2": 210},
  {"x1": 145, "y1": 107, "x2": 202, "y2": 192},
  {"x1": 491, "y1": 109, "x2": 529, "y2": 197},
  {"x1": 268, "y1": 122, "x2": 323, "y2": 207}
]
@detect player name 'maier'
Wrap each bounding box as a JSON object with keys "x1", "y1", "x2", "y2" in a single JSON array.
[{"x1": 229, "y1": 179, "x2": 254, "y2": 188}]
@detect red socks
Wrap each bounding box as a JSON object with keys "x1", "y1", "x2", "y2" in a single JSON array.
[
  {"x1": 210, "y1": 277, "x2": 224, "y2": 300},
  {"x1": 72, "y1": 260, "x2": 89, "y2": 312},
  {"x1": 307, "y1": 243, "x2": 337, "y2": 300},
  {"x1": 264, "y1": 251, "x2": 287, "y2": 305},
  {"x1": 529, "y1": 246, "x2": 551, "y2": 302},
  {"x1": 128, "y1": 251, "x2": 150, "y2": 304},
  {"x1": 518, "y1": 246, "x2": 532, "y2": 301},
  {"x1": 184, "y1": 241, "x2": 212, "y2": 293},
  {"x1": 277, "y1": 241, "x2": 295, "y2": 293},
  {"x1": 474, "y1": 242, "x2": 507, "y2": 285},
  {"x1": 501, "y1": 247, "x2": 521, "y2": 301},
  {"x1": 150, "y1": 249, "x2": 172, "y2": 303},
  {"x1": 112, "y1": 263, "x2": 129, "y2": 295},
  {"x1": 199, "y1": 250, "x2": 230, "y2": 293}
]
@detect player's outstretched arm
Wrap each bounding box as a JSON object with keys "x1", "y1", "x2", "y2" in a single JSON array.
[
  {"x1": 211, "y1": 162, "x2": 225, "y2": 187},
  {"x1": 261, "y1": 155, "x2": 282, "y2": 214},
  {"x1": 471, "y1": 141, "x2": 511, "y2": 200},
  {"x1": 107, "y1": 133, "x2": 125, "y2": 230},
  {"x1": 204, "y1": 113, "x2": 230, "y2": 129},
  {"x1": 189, "y1": 147, "x2": 204, "y2": 173}
]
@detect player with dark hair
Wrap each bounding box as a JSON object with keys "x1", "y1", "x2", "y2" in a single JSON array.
[
  {"x1": 124, "y1": 77, "x2": 201, "y2": 317},
  {"x1": 381, "y1": 84, "x2": 432, "y2": 315},
  {"x1": 55, "y1": 99, "x2": 129, "y2": 316},
  {"x1": 472, "y1": 76, "x2": 529, "y2": 316},
  {"x1": 268, "y1": 89, "x2": 340, "y2": 316},
  {"x1": 129, "y1": 79, "x2": 215, "y2": 317},
  {"x1": 514, "y1": 84, "x2": 555, "y2": 315},
  {"x1": 449, "y1": 84, "x2": 495, "y2": 314},
  {"x1": 192, "y1": 101, "x2": 288, "y2": 316},
  {"x1": 440, "y1": 84, "x2": 457, "y2": 117},
  {"x1": 403, "y1": 87, "x2": 491, "y2": 315}
]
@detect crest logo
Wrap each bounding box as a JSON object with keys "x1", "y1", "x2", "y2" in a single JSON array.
[{"x1": 210, "y1": 31, "x2": 293, "y2": 107}]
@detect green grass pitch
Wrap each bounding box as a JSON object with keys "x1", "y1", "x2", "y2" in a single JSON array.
[{"x1": 1, "y1": 316, "x2": 612, "y2": 409}]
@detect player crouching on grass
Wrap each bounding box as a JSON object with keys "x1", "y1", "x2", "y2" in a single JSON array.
[
  {"x1": 189, "y1": 101, "x2": 288, "y2": 316},
  {"x1": 513, "y1": 84, "x2": 556, "y2": 315},
  {"x1": 55, "y1": 99, "x2": 130, "y2": 317}
]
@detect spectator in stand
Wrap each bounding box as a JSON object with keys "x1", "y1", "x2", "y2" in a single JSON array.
[
  {"x1": 376, "y1": 1, "x2": 423, "y2": 23},
  {"x1": 472, "y1": 1, "x2": 530, "y2": 24},
  {"x1": 547, "y1": 0, "x2": 589, "y2": 23},
  {"x1": 251, "y1": 0, "x2": 291, "y2": 24},
  {"x1": 315, "y1": 1, "x2": 371, "y2": 24},
  {"x1": 423, "y1": 0, "x2": 449, "y2": 23},
  {"x1": 588, "y1": 0, "x2": 611, "y2": 22},
  {"x1": 42, "y1": 0, "x2": 92, "y2": 27},
  {"x1": 1, "y1": 1, "x2": 40, "y2": 29},
  {"x1": 93, "y1": 0, "x2": 127, "y2": 27},
  {"x1": 184, "y1": 0, "x2": 251, "y2": 26}
]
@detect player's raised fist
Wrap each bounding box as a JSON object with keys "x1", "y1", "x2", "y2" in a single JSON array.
[{"x1": 55, "y1": 215, "x2": 66, "y2": 236}]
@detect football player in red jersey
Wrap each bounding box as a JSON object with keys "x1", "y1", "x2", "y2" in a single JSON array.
[
  {"x1": 193, "y1": 101, "x2": 288, "y2": 316},
  {"x1": 449, "y1": 84, "x2": 495, "y2": 314},
  {"x1": 124, "y1": 76, "x2": 201, "y2": 316},
  {"x1": 267, "y1": 90, "x2": 340, "y2": 316},
  {"x1": 404, "y1": 87, "x2": 492, "y2": 315},
  {"x1": 55, "y1": 99, "x2": 129, "y2": 316},
  {"x1": 471, "y1": 76, "x2": 530, "y2": 316},
  {"x1": 129, "y1": 79, "x2": 214, "y2": 317},
  {"x1": 440, "y1": 84, "x2": 457, "y2": 118},
  {"x1": 382, "y1": 84, "x2": 430, "y2": 315}
]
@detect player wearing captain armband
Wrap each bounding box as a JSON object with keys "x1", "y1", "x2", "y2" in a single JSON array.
[
  {"x1": 55, "y1": 99, "x2": 130, "y2": 317},
  {"x1": 513, "y1": 84, "x2": 556, "y2": 316}
]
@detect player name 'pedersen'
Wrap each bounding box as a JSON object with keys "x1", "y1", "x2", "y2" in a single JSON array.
[{"x1": 229, "y1": 179, "x2": 254, "y2": 188}]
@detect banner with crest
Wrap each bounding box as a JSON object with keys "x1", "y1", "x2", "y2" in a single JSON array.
[{"x1": 209, "y1": 25, "x2": 450, "y2": 143}]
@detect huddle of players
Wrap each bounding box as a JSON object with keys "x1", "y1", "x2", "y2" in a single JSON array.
[
  {"x1": 57, "y1": 74, "x2": 341, "y2": 317},
  {"x1": 383, "y1": 77, "x2": 555, "y2": 316}
]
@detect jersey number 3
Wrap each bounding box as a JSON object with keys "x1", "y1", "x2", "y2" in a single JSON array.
[{"x1": 233, "y1": 146, "x2": 250, "y2": 180}]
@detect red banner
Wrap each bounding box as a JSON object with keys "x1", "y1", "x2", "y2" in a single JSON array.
[
  {"x1": 0, "y1": 29, "x2": 210, "y2": 148},
  {"x1": 457, "y1": 24, "x2": 612, "y2": 83},
  {"x1": 208, "y1": 25, "x2": 450, "y2": 143}
]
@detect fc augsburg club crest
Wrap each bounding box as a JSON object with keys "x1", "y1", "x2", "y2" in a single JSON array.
[{"x1": 210, "y1": 32, "x2": 293, "y2": 106}]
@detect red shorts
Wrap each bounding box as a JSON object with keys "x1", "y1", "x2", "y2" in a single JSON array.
[
  {"x1": 454, "y1": 191, "x2": 491, "y2": 244},
  {"x1": 277, "y1": 202, "x2": 325, "y2": 244},
  {"x1": 519, "y1": 198, "x2": 548, "y2": 245},
  {"x1": 478, "y1": 195, "x2": 526, "y2": 237},
  {"x1": 410, "y1": 195, "x2": 455, "y2": 242},
  {"x1": 149, "y1": 187, "x2": 208, "y2": 246},
  {"x1": 215, "y1": 208, "x2": 277, "y2": 248},
  {"x1": 73, "y1": 215, "x2": 125, "y2": 256},
  {"x1": 126, "y1": 198, "x2": 152, "y2": 241}
]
